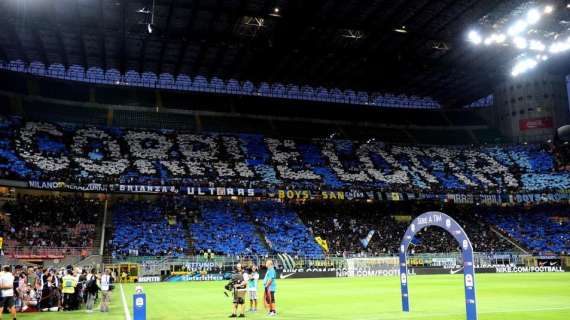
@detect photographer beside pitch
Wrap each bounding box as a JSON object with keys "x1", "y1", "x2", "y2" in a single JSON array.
[
  {"x1": 263, "y1": 260, "x2": 277, "y2": 317},
  {"x1": 228, "y1": 263, "x2": 247, "y2": 318}
]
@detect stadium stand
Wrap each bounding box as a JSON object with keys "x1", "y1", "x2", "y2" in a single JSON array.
[
  {"x1": 0, "y1": 64, "x2": 440, "y2": 109},
  {"x1": 297, "y1": 201, "x2": 516, "y2": 256},
  {"x1": 249, "y1": 201, "x2": 324, "y2": 258},
  {"x1": 0, "y1": 194, "x2": 101, "y2": 256},
  {"x1": 0, "y1": 117, "x2": 569, "y2": 192},
  {"x1": 1, "y1": 1, "x2": 570, "y2": 318},
  {"x1": 190, "y1": 201, "x2": 269, "y2": 256},
  {"x1": 487, "y1": 203, "x2": 570, "y2": 255},
  {"x1": 110, "y1": 199, "x2": 189, "y2": 258}
]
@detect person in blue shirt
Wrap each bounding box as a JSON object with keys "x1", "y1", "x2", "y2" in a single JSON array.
[{"x1": 262, "y1": 260, "x2": 277, "y2": 316}]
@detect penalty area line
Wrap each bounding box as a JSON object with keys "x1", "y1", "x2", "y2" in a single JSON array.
[{"x1": 120, "y1": 284, "x2": 132, "y2": 320}]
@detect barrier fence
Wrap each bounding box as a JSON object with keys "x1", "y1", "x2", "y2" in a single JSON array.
[
  {"x1": 1, "y1": 246, "x2": 96, "y2": 259},
  {"x1": 104, "y1": 252, "x2": 568, "y2": 283}
]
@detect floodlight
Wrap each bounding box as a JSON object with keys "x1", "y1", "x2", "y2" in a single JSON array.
[
  {"x1": 467, "y1": 30, "x2": 482, "y2": 44},
  {"x1": 394, "y1": 26, "x2": 408, "y2": 33},
  {"x1": 484, "y1": 37, "x2": 493, "y2": 45},
  {"x1": 544, "y1": 5, "x2": 554, "y2": 14},
  {"x1": 526, "y1": 9, "x2": 541, "y2": 24},
  {"x1": 494, "y1": 33, "x2": 506, "y2": 43},
  {"x1": 529, "y1": 40, "x2": 545, "y2": 51},
  {"x1": 269, "y1": 7, "x2": 282, "y2": 17},
  {"x1": 147, "y1": 24, "x2": 153, "y2": 34},
  {"x1": 511, "y1": 58, "x2": 537, "y2": 77},
  {"x1": 513, "y1": 36, "x2": 527, "y2": 49},
  {"x1": 507, "y1": 20, "x2": 528, "y2": 36},
  {"x1": 549, "y1": 41, "x2": 570, "y2": 53}
]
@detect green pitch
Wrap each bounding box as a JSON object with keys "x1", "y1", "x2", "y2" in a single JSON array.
[{"x1": 15, "y1": 273, "x2": 570, "y2": 320}]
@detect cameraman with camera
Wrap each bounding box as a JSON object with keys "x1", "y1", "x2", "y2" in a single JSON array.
[{"x1": 228, "y1": 263, "x2": 247, "y2": 318}]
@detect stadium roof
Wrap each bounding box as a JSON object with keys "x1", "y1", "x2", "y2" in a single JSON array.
[{"x1": 0, "y1": 0, "x2": 569, "y2": 107}]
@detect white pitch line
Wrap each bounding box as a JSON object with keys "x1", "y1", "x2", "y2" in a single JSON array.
[{"x1": 120, "y1": 284, "x2": 132, "y2": 320}]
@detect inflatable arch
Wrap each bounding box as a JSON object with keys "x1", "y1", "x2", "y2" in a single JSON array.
[{"x1": 399, "y1": 211, "x2": 477, "y2": 320}]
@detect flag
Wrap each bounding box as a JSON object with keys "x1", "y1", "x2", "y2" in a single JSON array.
[
  {"x1": 390, "y1": 192, "x2": 401, "y2": 201},
  {"x1": 315, "y1": 237, "x2": 329, "y2": 252},
  {"x1": 360, "y1": 230, "x2": 375, "y2": 248}
]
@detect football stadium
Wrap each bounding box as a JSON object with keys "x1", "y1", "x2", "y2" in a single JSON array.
[{"x1": 1, "y1": 0, "x2": 570, "y2": 319}]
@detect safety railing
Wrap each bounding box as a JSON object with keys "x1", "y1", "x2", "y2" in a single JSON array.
[
  {"x1": 0, "y1": 59, "x2": 441, "y2": 109},
  {"x1": 2, "y1": 246, "x2": 96, "y2": 259}
]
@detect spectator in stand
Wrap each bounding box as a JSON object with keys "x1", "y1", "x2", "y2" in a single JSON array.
[
  {"x1": 1, "y1": 117, "x2": 570, "y2": 193},
  {"x1": 1, "y1": 195, "x2": 100, "y2": 251},
  {"x1": 297, "y1": 201, "x2": 516, "y2": 256}
]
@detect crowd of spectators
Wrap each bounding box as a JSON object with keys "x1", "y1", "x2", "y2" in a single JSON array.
[
  {"x1": 551, "y1": 143, "x2": 570, "y2": 171},
  {"x1": 249, "y1": 201, "x2": 324, "y2": 258},
  {"x1": 486, "y1": 203, "x2": 570, "y2": 255},
  {"x1": 1, "y1": 192, "x2": 567, "y2": 261},
  {"x1": 297, "y1": 201, "x2": 406, "y2": 256},
  {"x1": 0, "y1": 264, "x2": 114, "y2": 313},
  {"x1": 297, "y1": 201, "x2": 517, "y2": 256},
  {"x1": 110, "y1": 199, "x2": 189, "y2": 258},
  {"x1": 0, "y1": 117, "x2": 569, "y2": 193},
  {"x1": 190, "y1": 201, "x2": 269, "y2": 256},
  {"x1": 1, "y1": 194, "x2": 100, "y2": 250}
]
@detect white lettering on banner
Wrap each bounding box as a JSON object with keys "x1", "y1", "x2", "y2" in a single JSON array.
[
  {"x1": 185, "y1": 187, "x2": 256, "y2": 197},
  {"x1": 321, "y1": 142, "x2": 370, "y2": 182},
  {"x1": 357, "y1": 144, "x2": 410, "y2": 185},
  {"x1": 266, "y1": 138, "x2": 320, "y2": 181},
  {"x1": 28, "y1": 181, "x2": 107, "y2": 192},
  {"x1": 137, "y1": 276, "x2": 161, "y2": 283},
  {"x1": 281, "y1": 268, "x2": 337, "y2": 273},
  {"x1": 12, "y1": 121, "x2": 570, "y2": 193},
  {"x1": 495, "y1": 266, "x2": 565, "y2": 273},
  {"x1": 118, "y1": 185, "x2": 177, "y2": 193},
  {"x1": 125, "y1": 131, "x2": 173, "y2": 160},
  {"x1": 16, "y1": 122, "x2": 70, "y2": 172},
  {"x1": 72, "y1": 128, "x2": 129, "y2": 175},
  {"x1": 391, "y1": 146, "x2": 437, "y2": 187},
  {"x1": 185, "y1": 262, "x2": 219, "y2": 270},
  {"x1": 336, "y1": 266, "x2": 417, "y2": 278},
  {"x1": 417, "y1": 213, "x2": 442, "y2": 226},
  {"x1": 176, "y1": 274, "x2": 224, "y2": 281}
]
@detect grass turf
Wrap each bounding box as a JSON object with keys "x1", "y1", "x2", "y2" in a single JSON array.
[{"x1": 14, "y1": 273, "x2": 570, "y2": 320}]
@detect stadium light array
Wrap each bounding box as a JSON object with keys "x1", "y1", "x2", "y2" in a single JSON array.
[
  {"x1": 511, "y1": 57, "x2": 538, "y2": 77},
  {"x1": 468, "y1": 30, "x2": 482, "y2": 45},
  {"x1": 394, "y1": 26, "x2": 408, "y2": 34},
  {"x1": 526, "y1": 8, "x2": 541, "y2": 24},
  {"x1": 466, "y1": 4, "x2": 570, "y2": 77},
  {"x1": 513, "y1": 36, "x2": 528, "y2": 49},
  {"x1": 507, "y1": 20, "x2": 528, "y2": 36},
  {"x1": 528, "y1": 39, "x2": 545, "y2": 51}
]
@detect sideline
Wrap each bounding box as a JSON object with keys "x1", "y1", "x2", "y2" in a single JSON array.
[{"x1": 120, "y1": 284, "x2": 132, "y2": 320}]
